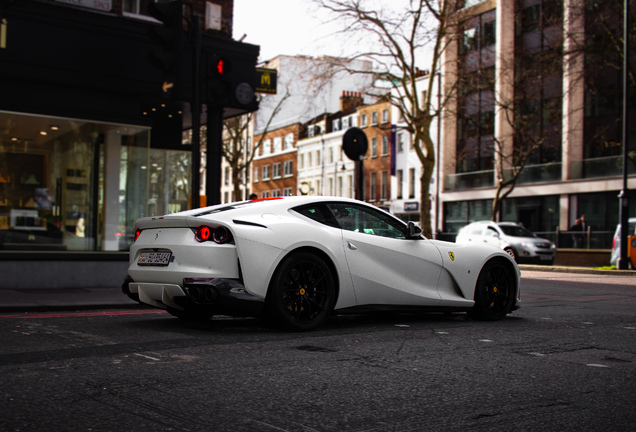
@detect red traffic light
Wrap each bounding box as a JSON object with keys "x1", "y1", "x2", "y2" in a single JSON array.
[{"x1": 214, "y1": 58, "x2": 231, "y2": 76}]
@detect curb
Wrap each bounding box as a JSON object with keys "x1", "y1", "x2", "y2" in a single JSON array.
[{"x1": 519, "y1": 264, "x2": 636, "y2": 276}]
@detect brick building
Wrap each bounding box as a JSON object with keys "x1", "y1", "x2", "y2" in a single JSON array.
[{"x1": 252, "y1": 123, "x2": 303, "y2": 198}]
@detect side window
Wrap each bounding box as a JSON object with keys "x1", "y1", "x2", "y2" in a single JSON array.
[
  {"x1": 327, "y1": 203, "x2": 407, "y2": 239},
  {"x1": 293, "y1": 204, "x2": 339, "y2": 228}
]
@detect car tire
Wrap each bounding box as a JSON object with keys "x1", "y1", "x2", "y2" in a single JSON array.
[
  {"x1": 267, "y1": 252, "x2": 336, "y2": 331},
  {"x1": 469, "y1": 258, "x2": 516, "y2": 321},
  {"x1": 503, "y1": 247, "x2": 516, "y2": 262}
]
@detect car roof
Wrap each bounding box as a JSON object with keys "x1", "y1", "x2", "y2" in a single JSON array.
[{"x1": 185, "y1": 196, "x2": 379, "y2": 218}]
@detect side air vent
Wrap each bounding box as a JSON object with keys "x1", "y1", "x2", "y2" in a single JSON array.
[{"x1": 233, "y1": 219, "x2": 267, "y2": 228}]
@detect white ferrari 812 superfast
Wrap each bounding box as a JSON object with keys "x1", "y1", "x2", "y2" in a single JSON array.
[{"x1": 123, "y1": 197, "x2": 520, "y2": 331}]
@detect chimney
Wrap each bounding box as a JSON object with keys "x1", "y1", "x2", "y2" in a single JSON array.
[{"x1": 340, "y1": 91, "x2": 364, "y2": 113}]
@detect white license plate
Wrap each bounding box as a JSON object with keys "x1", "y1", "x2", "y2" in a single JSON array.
[
  {"x1": 138, "y1": 251, "x2": 172, "y2": 266},
  {"x1": 540, "y1": 255, "x2": 552, "y2": 260}
]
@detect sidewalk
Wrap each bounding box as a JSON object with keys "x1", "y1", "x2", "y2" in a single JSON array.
[
  {"x1": 0, "y1": 265, "x2": 633, "y2": 313},
  {"x1": 0, "y1": 286, "x2": 140, "y2": 313}
]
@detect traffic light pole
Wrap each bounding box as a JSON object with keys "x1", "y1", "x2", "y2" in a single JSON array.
[
  {"x1": 618, "y1": 0, "x2": 630, "y2": 269},
  {"x1": 191, "y1": 12, "x2": 201, "y2": 209},
  {"x1": 206, "y1": 107, "x2": 223, "y2": 206}
]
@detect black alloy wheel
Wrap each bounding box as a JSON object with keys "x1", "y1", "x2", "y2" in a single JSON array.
[
  {"x1": 268, "y1": 252, "x2": 335, "y2": 331},
  {"x1": 470, "y1": 258, "x2": 516, "y2": 320}
]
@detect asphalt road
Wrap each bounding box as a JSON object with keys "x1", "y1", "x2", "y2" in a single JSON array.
[{"x1": 0, "y1": 270, "x2": 634, "y2": 432}]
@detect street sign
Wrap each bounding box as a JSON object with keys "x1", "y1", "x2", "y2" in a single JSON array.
[{"x1": 256, "y1": 68, "x2": 277, "y2": 94}]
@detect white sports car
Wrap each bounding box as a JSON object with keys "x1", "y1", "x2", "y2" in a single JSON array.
[{"x1": 123, "y1": 196, "x2": 521, "y2": 331}]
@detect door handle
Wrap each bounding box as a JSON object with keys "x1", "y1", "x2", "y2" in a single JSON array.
[{"x1": 347, "y1": 241, "x2": 357, "y2": 251}]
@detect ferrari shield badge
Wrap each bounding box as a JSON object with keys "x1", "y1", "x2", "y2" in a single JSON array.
[{"x1": 448, "y1": 252, "x2": 455, "y2": 261}]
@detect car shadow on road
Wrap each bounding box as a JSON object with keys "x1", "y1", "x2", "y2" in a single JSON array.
[{"x1": 119, "y1": 308, "x2": 527, "y2": 335}]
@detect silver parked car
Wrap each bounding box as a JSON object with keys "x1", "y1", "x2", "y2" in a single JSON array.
[
  {"x1": 455, "y1": 221, "x2": 556, "y2": 265},
  {"x1": 610, "y1": 218, "x2": 636, "y2": 268}
]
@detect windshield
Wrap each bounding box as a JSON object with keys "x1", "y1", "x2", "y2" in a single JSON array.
[{"x1": 499, "y1": 225, "x2": 536, "y2": 237}]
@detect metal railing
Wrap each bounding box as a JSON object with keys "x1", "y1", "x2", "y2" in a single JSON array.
[{"x1": 437, "y1": 228, "x2": 614, "y2": 249}]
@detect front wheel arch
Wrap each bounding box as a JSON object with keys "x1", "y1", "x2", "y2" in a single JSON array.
[{"x1": 469, "y1": 257, "x2": 517, "y2": 321}]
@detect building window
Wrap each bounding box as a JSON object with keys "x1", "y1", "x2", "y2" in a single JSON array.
[
  {"x1": 272, "y1": 189, "x2": 281, "y2": 197},
  {"x1": 370, "y1": 172, "x2": 377, "y2": 200},
  {"x1": 398, "y1": 133, "x2": 404, "y2": 152},
  {"x1": 371, "y1": 112, "x2": 378, "y2": 125},
  {"x1": 224, "y1": 166, "x2": 230, "y2": 185},
  {"x1": 333, "y1": 118, "x2": 341, "y2": 131},
  {"x1": 382, "y1": 109, "x2": 389, "y2": 123},
  {"x1": 262, "y1": 165, "x2": 270, "y2": 181},
  {"x1": 381, "y1": 171, "x2": 388, "y2": 200},
  {"x1": 123, "y1": 0, "x2": 162, "y2": 15},
  {"x1": 253, "y1": 166, "x2": 259, "y2": 182},
  {"x1": 342, "y1": 117, "x2": 349, "y2": 129},
  {"x1": 284, "y1": 160, "x2": 293, "y2": 177},
  {"x1": 272, "y1": 163, "x2": 281, "y2": 179},
  {"x1": 263, "y1": 139, "x2": 271, "y2": 155},
  {"x1": 382, "y1": 136, "x2": 389, "y2": 156},
  {"x1": 283, "y1": 187, "x2": 293, "y2": 196},
  {"x1": 262, "y1": 190, "x2": 270, "y2": 198},
  {"x1": 0, "y1": 111, "x2": 191, "y2": 252},
  {"x1": 284, "y1": 133, "x2": 294, "y2": 150},
  {"x1": 299, "y1": 153, "x2": 305, "y2": 170},
  {"x1": 371, "y1": 137, "x2": 377, "y2": 158},
  {"x1": 273, "y1": 137, "x2": 282, "y2": 153},
  {"x1": 361, "y1": 114, "x2": 368, "y2": 127},
  {"x1": 397, "y1": 169, "x2": 404, "y2": 199},
  {"x1": 409, "y1": 168, "x2": 416, "y2": 199}
]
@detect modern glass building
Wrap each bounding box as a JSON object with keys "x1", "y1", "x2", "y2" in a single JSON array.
[{"x1": 440, "y1": 0, "x2": 636, "y2": 248}]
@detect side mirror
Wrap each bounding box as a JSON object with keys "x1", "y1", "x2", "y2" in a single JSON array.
[{"x1": 407, "y1": 221, "x2": 422, "y2": 239}]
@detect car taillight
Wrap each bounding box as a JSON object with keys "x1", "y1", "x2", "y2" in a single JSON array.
[
  {"x1": 134, "y1": 229, "x2": 142, "y2": 242},
  {"x1": 195, "y1": 225, "x2": 233, "y2": 244}
]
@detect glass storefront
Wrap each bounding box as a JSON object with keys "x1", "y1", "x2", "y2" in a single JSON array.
[{"x1": 0, "y1": 111, "x2": 191, "y2": 252}]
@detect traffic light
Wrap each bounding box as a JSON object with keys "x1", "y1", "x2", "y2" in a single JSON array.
[
  {"x1": 147, "y1": 0, "x2": 184, "y2": 98},
  {"x1": 206, "y1": 52, "x2": 257, "y2": 110},
  {"x1": 207, "y1": 55, "x2": 232, "y2": 106}
]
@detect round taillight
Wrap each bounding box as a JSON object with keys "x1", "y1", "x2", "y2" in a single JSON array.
[
  {"x1": 134, "y1": 229, "x2": 142, "y2": 242},
  {"x1": 195, "y1": 226, "x2": 212, "y2": 242},
  {"x1": 212, "y1": 226, "x2": 232, "y2": 244},
  {"x1": 195, "y1": 225, "x2": 232, "y2": 244}
]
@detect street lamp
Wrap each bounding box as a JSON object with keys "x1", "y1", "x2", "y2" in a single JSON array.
[{"x1": 618, "y1": 0, "x2": 630, "y2": 270}]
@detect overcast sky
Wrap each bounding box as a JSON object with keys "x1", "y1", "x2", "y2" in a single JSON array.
[{"x1": 233, "y1": 0, "x2": 346, "y2": 63}]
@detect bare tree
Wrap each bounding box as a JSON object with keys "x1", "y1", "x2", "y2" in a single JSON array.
[
  {"x1": 222, "y1": 90, "x2": 290, "y2": 200},
  {"x1": 314, "y1": 0, "x2": 454, "y2": 238}
]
